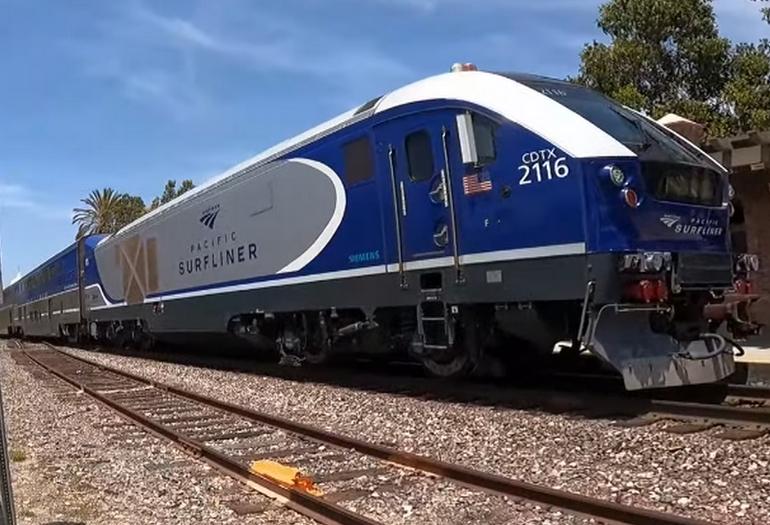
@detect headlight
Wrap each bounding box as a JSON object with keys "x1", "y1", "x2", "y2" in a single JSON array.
[
  {"x1": 643, "y1": 252, "x2": 664, "y2": 272},
  {"x1": 619, "y1": 252, "x2": 670, "y2": 273},
  {"x1": 735, "y1": 253, "x2": 760, "y2": 273},
  {"x1": 749, "y1": 254, "x2": 760, "y2": 272}
]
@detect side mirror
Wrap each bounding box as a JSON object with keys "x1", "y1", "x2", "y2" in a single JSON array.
[{"x1": 455, "y1": 112, "x2": 478, "y2": 165}]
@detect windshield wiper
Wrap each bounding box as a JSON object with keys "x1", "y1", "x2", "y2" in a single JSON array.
[{"x1": 609, "y1": 106, "x2": 653, "y2": 151}]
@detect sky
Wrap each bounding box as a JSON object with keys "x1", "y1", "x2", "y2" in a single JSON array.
[{"x1": 0, "y1": 0, "x2": 767, "y2": 284}]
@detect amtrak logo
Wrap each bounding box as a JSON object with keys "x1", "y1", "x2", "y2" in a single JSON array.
[
  {"x1": 660, "y1": 214, "x2": 723, "y2": 237},
  {"x1": 199, "y1": 204, "x2": 221, "y2": 229},
  {"x1": 660, "y1": 215, "x2": 680, "y2": 228}
]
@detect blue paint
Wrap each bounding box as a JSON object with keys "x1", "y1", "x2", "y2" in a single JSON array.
[
  {"x1": 3, "y1": 93, "x2": 731, "y2": 307},
  {"x1": 348, "y1": 250, "x2": 381, "y2": 264},
  {"x1": 3, "y1": 235, "x2": 105, "y2": 305}
]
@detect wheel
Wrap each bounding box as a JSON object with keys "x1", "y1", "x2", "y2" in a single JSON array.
[
  {"x1": 417, "y1": 309, "x2": 481, "y2": 378},
  {"x1": 137, "y1": 331, "x2": 155, "y2": 352},
  {"x1": 111, "y1": 327, "x2": 128, "y2": 349},
  {"x1": 302, "y1": 324, "x2": 334, "y2": 365},
  {"x1": 419, "y1": 345, "x2": 474, "y2": 377}
]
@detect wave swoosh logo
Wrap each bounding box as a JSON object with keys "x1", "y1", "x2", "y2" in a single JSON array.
[
  {"x1": 199, "y1": 209, "x2": 220, "y2": 229},
  {"x1": 660, "y1": 215, "x2": 680, "y2": 228}
]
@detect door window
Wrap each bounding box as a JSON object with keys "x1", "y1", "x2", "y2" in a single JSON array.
[
  {"x1": 472, "y1": 114, "x2": 497, "y2": 165},
  {"x1": 405, "y1": 130, "x2": 434, "y2": 182}
]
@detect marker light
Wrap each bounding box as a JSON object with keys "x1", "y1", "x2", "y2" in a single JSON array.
[
  {"x1": 609, "y1": 165, "x2": 625, "y2": 186},
  {"x1": 623, "y1": 279, "x2": 669, "y2": 303},
  {"x1": 622, "y1": 188, "x2": 640, "y2": 208}
]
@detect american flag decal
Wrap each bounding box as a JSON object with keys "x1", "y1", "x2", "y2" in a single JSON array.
[{"x1": 462, "y1": 171, "x2": 492, "y2": 195}]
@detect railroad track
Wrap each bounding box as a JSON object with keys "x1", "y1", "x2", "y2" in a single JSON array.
[
  {"x1": 726, "y1": 384, "x2": 770, "y2": 400},
  {"x1": 8, "y1": 340, "x2": 714, "y2": 525},
  {"x1": 619, "y1": 395, "x2": 770, "y2": 440}
]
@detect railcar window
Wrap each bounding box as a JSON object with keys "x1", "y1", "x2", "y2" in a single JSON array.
[
  {"x1": 405, "y1": 130, "x2": 434, "y2": 182},
  {"x1": 642, "y1": 162, "x2": 721, "y2": 206},
  {"x1": 472, "y1": 114, "x2": 497, "y2": 165},
  {"x1": 343, "y1": 136, "x2": 375, "y2": 185}
]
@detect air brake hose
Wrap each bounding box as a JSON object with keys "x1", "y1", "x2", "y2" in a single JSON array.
[{"x1": 676, "y1": 332, "x2": 745, "y2": 360}]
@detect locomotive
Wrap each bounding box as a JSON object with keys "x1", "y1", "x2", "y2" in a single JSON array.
[{"x1": 1, "y1": 65, "x2": 759, "y2": 391}]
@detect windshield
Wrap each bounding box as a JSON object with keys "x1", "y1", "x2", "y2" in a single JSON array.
[{"x1": 498, "y1": 73, "x2": 708, "y2": 166}]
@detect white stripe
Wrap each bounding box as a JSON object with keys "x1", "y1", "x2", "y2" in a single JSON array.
[
  {"x1": 387, "y1": 242, "x2": 585, "y2": 272},
  {"x1": 91, "y1": 242, "x2": 584, "y2": 309},
  {"x1": 376, "y1": 72, "x2": 636, "y2": 159},
  {"x1": 90, "y1": 265, "x2": 388, "y2": 310},
  {"x1": 278, "y1": 159, "x2": 347, "y2": 273}
]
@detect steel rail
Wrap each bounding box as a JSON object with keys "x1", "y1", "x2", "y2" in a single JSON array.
[
  {"x1": 38, "y1": 344, "x2": 714, "y2": 525},
  {"x1": 647, "y1": 398, "x2": 770, "y2": 427},
  {"x1": 727, "y1": 384, "x2": 770, "y2": 400},
  {"x1": 22, "y1": 347, "x2": 381, "y2": 525}
]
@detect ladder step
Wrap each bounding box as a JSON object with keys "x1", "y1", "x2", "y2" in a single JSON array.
[
  {"x1": 423, "y1": 344, "x2": 449, "y2": 350},
  {"x1": 420, "y1": 317, "x2": 446, "y2": 322}
]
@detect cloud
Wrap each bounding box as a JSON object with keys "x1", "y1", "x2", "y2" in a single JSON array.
[
  {"x1": 0, "y1": 182, "x2": 72, "y2": 221},
  {"x1": 69, "y1": 1, "x2": 413, "y2": 118},
  {"x1": 130, "y1": 2, "x2": 412, "y2": 82},
  {"x1": 359, "y1": 0, "x2": 600, "y2": 14}
]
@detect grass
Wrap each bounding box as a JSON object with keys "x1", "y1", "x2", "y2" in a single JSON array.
[{"x1": 9, "y1": 449, "x2": 26, "y2": 462}]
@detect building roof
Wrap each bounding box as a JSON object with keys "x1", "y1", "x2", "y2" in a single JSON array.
[{"x1": 704, "y1": 130, "x2": 770, "y2": 174}]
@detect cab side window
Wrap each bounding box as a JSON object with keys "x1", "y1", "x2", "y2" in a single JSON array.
[
  {"x1": 343, "y1": 136, "x2": 374, "y2": 186},
  {"x1": 472, "y1": 114, "x2": 497, "y2": 166},
  {"x1": 405, "y1": 130, "x2": 433, "y2": 182}
]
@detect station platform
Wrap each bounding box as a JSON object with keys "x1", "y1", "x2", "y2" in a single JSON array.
[
  {"x1": 735, "y1": 333, "x2": 770, "y2": 364},
  {"x1": 733, "y1": 335, "x2": 770, "y2": 385}
]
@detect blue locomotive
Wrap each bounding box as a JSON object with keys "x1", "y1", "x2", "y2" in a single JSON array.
[{"x1": 1, "y1": 65, "x2": 759, "y2": 391}]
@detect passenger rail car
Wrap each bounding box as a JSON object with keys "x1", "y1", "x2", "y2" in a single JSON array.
[
  {"x1": 0, "y1": 236, "x2": 103, "y2": 339},
  {"x1": 1, "y1": 66, "x2": 760, "y2": 391}
]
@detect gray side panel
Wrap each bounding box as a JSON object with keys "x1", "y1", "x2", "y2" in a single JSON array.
[
  {"x1": 94, "y1": 159, "x2": 343, "y2": 305},
  {"x1": 16, "y1": 291, "x2": 81, "y2": 337}
]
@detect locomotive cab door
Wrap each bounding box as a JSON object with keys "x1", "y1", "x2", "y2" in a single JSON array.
[{"x1": 376, "y1": 110, "x2": 463, "y2": 280}]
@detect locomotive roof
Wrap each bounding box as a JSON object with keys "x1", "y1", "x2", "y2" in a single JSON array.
[{"x1": 106, "y1": 70, "x2": 639, "y2": 242}]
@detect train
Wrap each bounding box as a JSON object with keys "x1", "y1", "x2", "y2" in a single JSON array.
[{"x1": 1, "y1": 65, "x2": 760, "y2": 391}]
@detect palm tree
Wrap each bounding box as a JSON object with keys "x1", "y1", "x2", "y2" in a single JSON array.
[{"x1": 72, "y1": 188, "x2": 122, "y2": 238}]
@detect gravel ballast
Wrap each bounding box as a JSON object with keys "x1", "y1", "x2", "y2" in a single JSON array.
[
  {"x1": 0, "y1": 342, "x2": 318, "y2": 525},
  {"x1": 59, "y1": 347, "x2": 770, "y2": 525}
]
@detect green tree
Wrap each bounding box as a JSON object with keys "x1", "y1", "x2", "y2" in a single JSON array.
[
  {"x1": 112, "y1": 194, "x2": 147, "y2": 231},
  {"x1": 72, "y1": 189, "x2": 146, "y2": 238},
  {"x1": 149, "y1": 179, "x2": 195, "y2": 210},
  {"x1": 576, "y1": 0, "x2": 731, "y2": 136},
  {"x1": 577, "y1": 0, "x2": 770, "y2": 137},
  {"x1": 72, "y1": 188, "x2": 123, "y2": 238}
]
